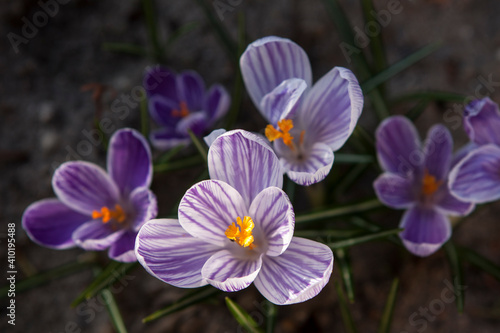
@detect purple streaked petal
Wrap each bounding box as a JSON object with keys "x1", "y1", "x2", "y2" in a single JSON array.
[
  {"x1": 205, "y1": 84, "x2": 230, "y2": 126},
  {"x1": 464, "y1": 97, "x2": 500, "y2": 146},
  {"x1": 423, "y1": 124, "x2": 453, "y2": 180},
  {"x1": 435, "y1": 189, "x2": 474, "y2": 216},
  {"x1": 176, "y1": 112, "x2": 208, "y2": 137},
  {"x1": 278, "y1": 142, "x2": 334, "y2": 186},
  {"x1": 399, "y1": 206, "x2": 451, "y2": 257},
  {"x1": 208, "y1": 130, "x2": 283, "y2": 207},
  {"x1": 201, "y1": 249, "x2": 262, "y2": 292},
  {"x1": 108, "y1": 231, "x2": 138, "y2": 262},
  {"x1": 149, "y1": 128, "x2": 190, "y2": 151},
  {"x1": 300, "y1": 67, "x2": 364, "y2": 151},
  {"x1": 373, "y1": 173, "x2": 415, "y2": 209},
  {"x1": 249, "y1": 187, "x2": 294, "y2": 256},
  {"x1": 135, "y1": 219, "x2": 219, "y2": 288},
  {"x1": 148, "y1": 95, "x2": 179, "y2": 128},
  {"x1": 204, "y1": 129, "x2": 227, "y2": 147},
  {"x1": 53, "y1": 161, "x2": 120, "y2": 216},
  {"x1": 254, "y1": 237, "x2": 333, "y2": 305},
  {"x1": 448, "y1": 144, "x2": 500, "y2": 203},
  {"x1": 129, "y1": 187, "x2": 158, "y2": 231},
  {"x1": 72, "y1": 220, "x2": 125, "y2": 251},
  {"x1": 22, "y1": 199, "x2": 90, "y2": 249},
  {"x1": 259, "y1": 78, "x2": 307, "y2": 125},
  {"x1": 178, "y1": 180, "x2": 248, "y2": 247},
  {"x1": 143, "y1": 65, "x2": 178, "y2": 102},
  {"x1": 240, "y1": 36, "x2": 312, "y2": 111},
  {"x1": 177, "y1": 71, "x2": 205, "y2": 111},
  {"x1": 107, "y1": 129, "x2": 152, "y2": 196},
  {"x1": 376, "y1": 116, "x2": 421, "y2": 177}
]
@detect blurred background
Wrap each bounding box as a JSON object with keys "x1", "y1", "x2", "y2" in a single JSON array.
[{"x1": 1, "y1": 0, "x2": 500, "y2": 332}]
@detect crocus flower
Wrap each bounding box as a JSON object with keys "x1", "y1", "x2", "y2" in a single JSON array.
[
  {"x1": 135, "y1": 130, "x2": 333, "y2": 305},
  {"x1": 22, "y1": 128, "x2": 157, "y2": 262},
  {"x1": 373, "y1": 116, "x2": 474, "y2": 257},
  {"x1": 449, "y1": 97, "x2": 500, "y2": 203},
  {"x1": 144, "y1": 66, "x2": 230, "y2": 150},
  {"x1": 240, "y1": 36, "x2": 364, "y2": 186}
]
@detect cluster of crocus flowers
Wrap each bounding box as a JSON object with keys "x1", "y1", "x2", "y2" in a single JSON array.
[
  {"x1": 373, "y1": 116, "x2": 474, "y2": 257},
  {"x1": 240, "y1": 36, "x2": 364, "y2": 186},
  {"x1": 449, "y1": 97, "x2": 500, "y2": 203},
  {"x1": 144, "y1": 66, "x2": 230, "y2": 150},
  {"x1": 135, "y1": 130, "x2": 334, "y2": 305},
  {"x1": 22, "y1": 129, "x2": 157, "y2": 262}
]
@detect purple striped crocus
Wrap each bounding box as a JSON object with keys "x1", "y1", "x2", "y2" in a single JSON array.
[
  {"x1": 135, "y1": 130, "x2": 333, "y2": 305},
  {"x1": 22, "y1": 128, "x2": 157, "y2": 262},
  {"x1": 449, "y1": 97, "x2": 500, "y2": 203},
  {"x1": 144, "y1": 66, "x2": 230, "y2": 150},
  {"x1": 240, "y1": 36, "x2": 364, "y2": 186},
  {"x1": 374, "y1": 116, "x2": 474, "y2": 257}
]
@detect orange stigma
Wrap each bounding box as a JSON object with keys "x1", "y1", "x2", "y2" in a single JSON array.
[
  {"x1": 421, "y1": 170, "x2": 443, "y2": 196},
  {"x1": 171, "y1": 101, "x2": 190, "y2": 118},
  {"x1": 225, "y1": 216, "x2": 255, "y2": 249},
  {"x1": 92, "y1": 204, "x2": 126, "y2": 224},
  {"x1": 265, "y1": 119, "x2": 295, "y2": 148}
]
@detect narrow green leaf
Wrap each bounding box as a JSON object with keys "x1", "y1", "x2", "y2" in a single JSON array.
[
  {"x1": 334, "y1": 153, "x2": 374, "y2": 164},
  {"x1": 335, "y1": 281, "x2": 358, "y2": 333},
  {"x1": 294, "y1": 229, "x2": 363, "y2": 239},
  {"x1": 367, "y1": 89, "x2": 391, "y2": 120},
  {"x1": 391, "y1": 91, "x2": 466, "y2": 105},
  {"x1": 187, "y1": 129, "x2": 208, "y2": 162},
  {"x1": 405, "y1": 98, "x2": 430, "y2": 121},
  {"x1": 139, "y1": 88, "x2": 149, "y2": 137},
  {"x1": 0, "y1": 258, "x2": 95, "y2": 298},
  {"x1": 295, "y1": 198, "x2": 382, "y2": 224},
  {"x1": 360, "y1": 0, "x2": 387, "y2": 75},
  {"x1": 153, "y1": 155, "x2": 204, "y2": 173},
  {"x1": 142, "y1": 0, "x2": 165, "y2": 63},
  {"x1": 102, "y1": 43, "x2": 148, "y2": 56},
  {"x1": 265, "y1": 300, "x2": 277, "y2": 333},
  {"x1": 165, "y1": 22, "x2": 198, "y2": 51},
  {"x1": 225, "y1": 297, "x2": 264, "y2": 333},
  {"x1": 336, "y1": 248, "x2": 355, "y2": 303},
  {"x1": 377, "y1": 278, "x2": 399, "y2": 333},
  {"x1": 143, "y1": 287, "x2": 220, "y2": 323},
  {"x1": 334, "y1": 164, "x2": 369, "y2": 197},
  {"x1": 349, "y1": 217, "x2": 402, "y2": 246},
  {"x1": 72, "y1": 262, "x2": 137, "y2": 307},
  {"x1": 444, "y1": 241, "x2": 465, "y2": 313},
  {"x1": 156, "y1": 144, "x2": 186, "y2": 164},
  {"x1": 328, "y1": 228, "x2": 402, "y2": 250},
  {"x1": 461, "y1": 246, "x2": 500, "y2": 282},
  {"x1": 102, "y1": 288, "x2": 128, "y2": 333},
  {"x1": 362, "y1": 42, "x2": 441, "y2": 94}
]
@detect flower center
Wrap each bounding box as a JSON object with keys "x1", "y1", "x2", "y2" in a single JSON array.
[
  {"x1": 92, "y1": 204, "x2": 126, "y2": 224},
  {"x1": 225, "y1": 216, "x2": 255, "y2": 249},
  {"x1": 171, "y1": 101, "x2": 190, "y2": 118},
  {"x1": 265, "y1": 119, "x2": 305, "y2": 151},
  {"x1": 421, "y1": 169, "x2": 443, "y2": 196}
]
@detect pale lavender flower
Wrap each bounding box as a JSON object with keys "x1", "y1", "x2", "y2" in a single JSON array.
[
  {"x1": 240, "y1": 36, "x2": 364, "y2": 186},
  {"x1": 374, "y1": 116, "x2": 473, "y2": 257},
  {"x1": 22, "y1": 128, "x2": 157, "y2": 262},
  {"x1": 449, "y1": 98, "x2": 500, "y2": 203},
  {"x1": 144, "y1": 66, "x2": 230, "y2": 150},
  {"x1": 135, "y1": 130, "x2": 333, "y2": 305}
]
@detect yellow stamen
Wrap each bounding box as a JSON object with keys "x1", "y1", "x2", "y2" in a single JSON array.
[
  {"x1": 92, "y1": 204, "x2": 126, "y2": 224},
  {"x1": 421, "y1": 170, "x2": 443, "y2": 196},
  {"x1": 225, "y1": 216, "x2": 255, "y2": 249},
  {"x1": 265, "y1": 119, "x2": 297, "y2": 149},
  {"x1": 171, "y1": 101, "x2": 190, "y2": 118}
]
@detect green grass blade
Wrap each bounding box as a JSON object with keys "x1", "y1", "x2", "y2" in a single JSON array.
[
  {"x1": 265, "y1": 300, "x2": 277, "y2": 333},
  {"x1": 143, "y1": 287, "x2": 220, "y2": 323},
  {"x1": 102, "y1": 288, "x2": 128, "y2": 333},
  {"x1": 405, "y1": 98, "x2": 430, "y2": 121},
  {"x1": 336, "y1": 248, "x2": 355, "y2": 303},
  {"x1": 390, "y1": 91, "x2": 466, "y2": 105},
  {"x1": 461, "y1": 247, "x2": 500, "y2": 281},
  {"x1": 294, "y1": 229, "x2": 363, "y2": 239},
  {"x1": 333, "y1": 164, "x2": 370, "y2": 198},
  {"x1": 377, "y1": 278, "x2": 399, "y2": 333},
  {"x1": 335, "y1": 281, "x2": 358, "y2": 333},
  {"x1": 225, "y1": 297, "x2": 264, "y2": 333},
  {"x1": 72, "y1": 262, "x2": 137, "y2": 307},
  {"x1": 139, "y1": 88, "x2": 149, "y2": 137},
  {"x1": 334, "y1": 153, "x2": 374, "y2": 164},
  {"x1": 156, "y1": 144, "x2": 186, "y2": 164},
  {"x1": 1, "y1": 258, "x2": 95, "y2": 298},
  {"x1": 328, "y1": 229, "x2": 402, "y2": 250},
  {"x1": 362, "y1": 42, "x2": 441, "y2": 94},
  {"x1": 165, "y1": 22, "x2": 198, "y2": 51},
  {"x1": 444, "y1": 241, "x2": 465, "y2": 313},
  {"x1": 187, "y1": 129, "x2": 208, "y2": 162},
  {"x1": 295, "y1": 198, "x2": 382, "y2": 224},
  {"x1": 142, "y1": 0, "x2": 165, "y2": 63},
  {"x1": 360, "y1": 0, "x2": 387, "y2": 74},
  {"x1": 153, "y1": 155, "x2": 204, "y2": 173}
]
